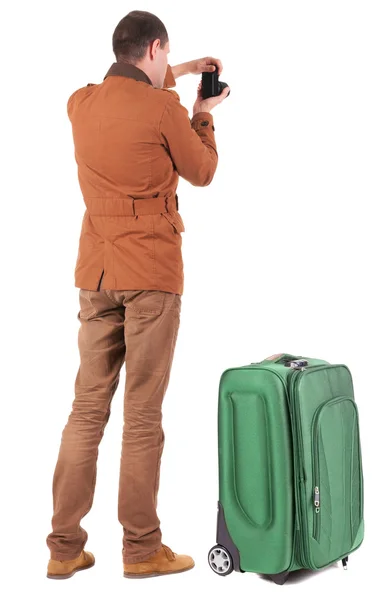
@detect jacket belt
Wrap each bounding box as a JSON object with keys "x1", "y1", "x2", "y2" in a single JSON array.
[{"x1": 84, "y1": 192, "x2": 178, "y2": 216}]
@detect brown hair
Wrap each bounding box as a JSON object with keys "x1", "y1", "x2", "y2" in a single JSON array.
[{"x1": 112, "y1": 10, "x2": 168, "y2": 63}]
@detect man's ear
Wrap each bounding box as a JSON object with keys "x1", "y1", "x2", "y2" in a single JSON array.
[{"x1": 150, "y1": 38, "x2": 160, "y2": 60}]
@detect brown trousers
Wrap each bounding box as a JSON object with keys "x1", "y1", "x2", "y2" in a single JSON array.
[{"x1": 46, "y1": 287, "x2": 181, "y2": 563}]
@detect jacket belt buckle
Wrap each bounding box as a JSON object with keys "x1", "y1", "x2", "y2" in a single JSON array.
[{"x1": 130, "y1": 196, "x2": 137, "y2": 217}]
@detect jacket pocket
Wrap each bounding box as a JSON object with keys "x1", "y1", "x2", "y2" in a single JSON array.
[{"x1": 161, "y1": 210, "x2": 185, "y2": 233}]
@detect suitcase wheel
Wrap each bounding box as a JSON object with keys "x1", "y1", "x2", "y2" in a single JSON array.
[{"x1": 208, "y1": 545, "x2": 234, "y2": 576}]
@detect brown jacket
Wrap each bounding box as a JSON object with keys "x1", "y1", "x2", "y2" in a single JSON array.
[{"x1": 67, "y1": 62, "x2": 218, "y2": 295}]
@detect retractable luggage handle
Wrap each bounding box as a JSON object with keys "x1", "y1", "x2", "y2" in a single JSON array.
[{"x1": 251, "y1": 353, "x2": 308, "y2": 369}]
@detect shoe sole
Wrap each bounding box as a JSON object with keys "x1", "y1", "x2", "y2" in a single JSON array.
[
  {"x1": 123, "y1": 563, "x2": 195, "y2": 579},
  {"x1": 47, "y1": 560, "x2": 95, "y2": 580}
]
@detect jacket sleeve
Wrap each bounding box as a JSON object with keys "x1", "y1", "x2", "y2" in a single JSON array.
[
  {"x1": 67, "y1": 90, "x2": 78, "y2": 119},
  {"x1": 159, "y1": 90, "x2": 218, "y2": 187},
  {"x1": 163, "y1": 64, "x2": 176, "y2": 88}
]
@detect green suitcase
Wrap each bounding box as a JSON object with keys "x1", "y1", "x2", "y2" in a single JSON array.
[{"x1": 208, "y1": 353, "x2": 364, "y2": 585}]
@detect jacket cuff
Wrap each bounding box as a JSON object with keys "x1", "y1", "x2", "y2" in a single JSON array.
[
  {"x1": 163, "y1": 64, "x2": 176, "y2": 88},
  {"x1": 191, "y1": 112, "x2": 214, "y2": 132}
]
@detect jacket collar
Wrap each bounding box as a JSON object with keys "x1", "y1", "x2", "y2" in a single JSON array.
[{"x1": 103, "y1": 62, "x2": 153, "y2": 86}]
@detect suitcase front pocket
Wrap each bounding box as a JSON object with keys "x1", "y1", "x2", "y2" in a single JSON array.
[{"x1": 311, "y1": 395, "x2": 363, "y2": 555}]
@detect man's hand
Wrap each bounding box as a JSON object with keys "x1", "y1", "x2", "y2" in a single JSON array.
[
  {"x1": 187, "y1": 56, "x2": 223, "y2": 76},
  {"x1": 171, "y1": 57, "x2": 223, "y2": 79},
  {"x1": 193, "y1": 80, "x2": 230, "y2": 115}
]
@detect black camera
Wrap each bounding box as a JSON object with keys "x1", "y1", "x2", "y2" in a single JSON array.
[{"x1": 201, "y1": 66, "x2": 230, "y2": 99}]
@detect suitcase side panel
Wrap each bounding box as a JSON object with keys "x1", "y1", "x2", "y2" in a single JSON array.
[
  {"x1": 292, "y1": 365, "x2": 364, "y2": 569},
  {"x1": 218, "y1": 368, "x2": 294, "y2": 574}
]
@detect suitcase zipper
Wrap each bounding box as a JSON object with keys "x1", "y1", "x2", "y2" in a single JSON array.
[
  {"x1": 288, "y1": 367, "x2": 311, "y2": 568},
  {"x1": 313, "y1": 486, "x2": 320, "y2": 540}
]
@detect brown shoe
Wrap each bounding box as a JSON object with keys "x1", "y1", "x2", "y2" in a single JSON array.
[
  {"x1": 123, "y1": 544, "x2": 195, "y2": 578},
  {"x1": 47, "y1": 550, "x2": 95, "y2": 579}
]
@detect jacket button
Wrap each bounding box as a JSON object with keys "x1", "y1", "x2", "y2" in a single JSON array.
[{"x1": 200, "y1": 120, "x2": 209, "y2": 126}]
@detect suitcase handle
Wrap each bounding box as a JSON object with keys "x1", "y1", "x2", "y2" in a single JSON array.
[
  {"x1": 252, "y1": 353, "x2": 308, "y2": 368},
  {"x1": 262, "y1": 353, "x2": 301, "y2": 364}
]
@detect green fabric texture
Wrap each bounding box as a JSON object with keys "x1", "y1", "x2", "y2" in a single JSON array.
[{"x1": 217, "y1": 355, "x2": 364, "y2": 575}]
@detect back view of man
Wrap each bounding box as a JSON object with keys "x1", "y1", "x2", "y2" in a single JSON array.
[{"x1": 46, "y1": 10, "x2": 229, "y2": 580}]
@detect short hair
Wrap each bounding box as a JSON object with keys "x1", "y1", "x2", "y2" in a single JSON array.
[{"x1": 112, "y1": 10, "x2": 168, "y2": 62}]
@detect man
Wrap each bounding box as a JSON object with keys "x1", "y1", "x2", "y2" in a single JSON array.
[{"x1": 46, "y1": 10, "x2": 229, "y2": 580}]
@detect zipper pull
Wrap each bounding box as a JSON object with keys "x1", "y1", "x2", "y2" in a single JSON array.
[{"x1": 314, "y1": 486, "x2": 320, "y2": 512}]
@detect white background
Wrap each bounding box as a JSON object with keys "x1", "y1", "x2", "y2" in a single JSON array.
[{"x1": 2, "y1": 0, "x2": 386, "y2": 598}]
